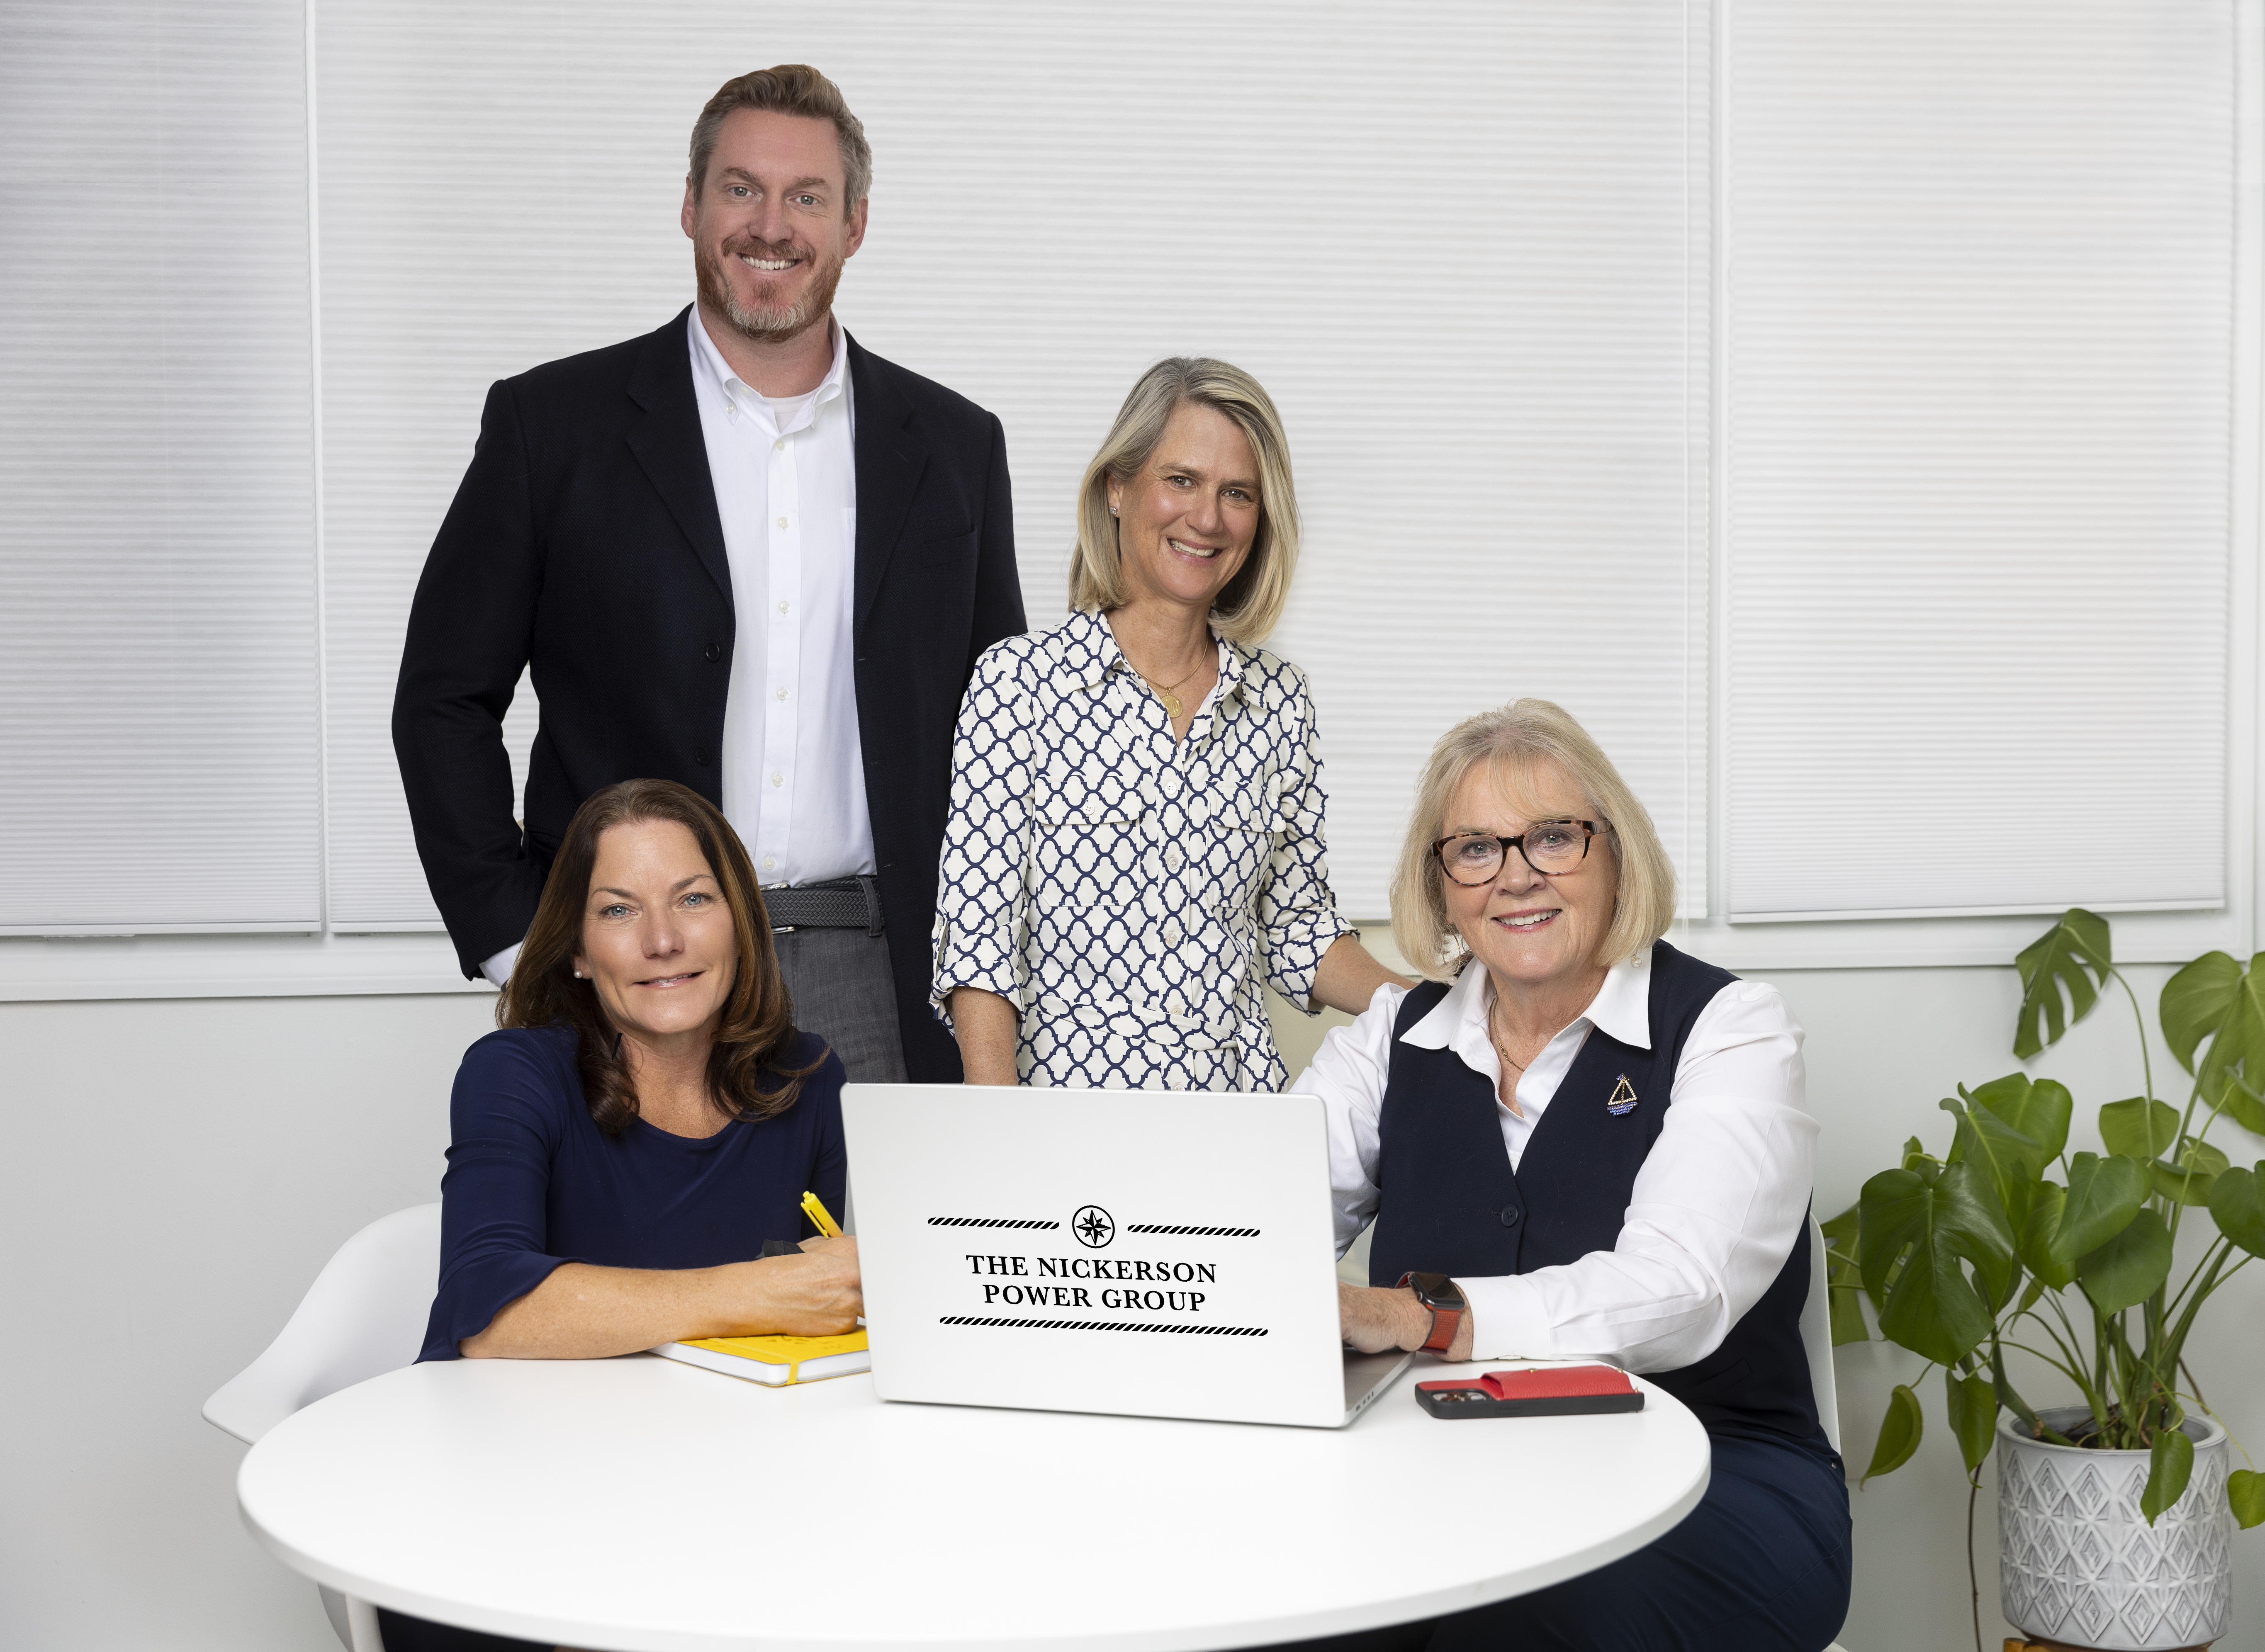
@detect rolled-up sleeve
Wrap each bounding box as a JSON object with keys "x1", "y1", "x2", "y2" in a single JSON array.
[
  {"x1": 930, "y1": 639, "x2": 1037, "y2": 1027},
  {"x1": 419, "y1": 1036, "x2": 582, "y2": 1361},
  {"x1": 1254, "y1": 669, "x2": 1355, "y2": 1013}
]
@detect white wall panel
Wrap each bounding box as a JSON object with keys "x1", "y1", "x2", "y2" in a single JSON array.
[
  {"x1": 0, "y1": 1, "x2": 319, "y2": 932},
  {"x1": 316, "y1": 0, "x2": 1711, "y2": 927},
  {"x1": 1723, "y1": 1, "x2": 2237, "y2": 921}
]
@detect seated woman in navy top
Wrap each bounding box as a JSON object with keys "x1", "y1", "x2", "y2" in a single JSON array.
[
  {"x1": 419, "y1": 775, "x2": 859, "y2": 1366},
  {"x1": 1295, "y1": 700, "x2": 1850, "y2": 1652},
  {"x1": 389, "y1": 779, "x2": 857, "y2": 1651}
]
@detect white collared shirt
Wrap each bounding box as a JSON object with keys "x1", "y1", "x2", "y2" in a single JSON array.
[
  {"x1": 1295, "y1": 952, "x2": 1817, "y2": 1372},
  {"x1": 688, "y1": 307, "x2": 871, "y2": 887}
]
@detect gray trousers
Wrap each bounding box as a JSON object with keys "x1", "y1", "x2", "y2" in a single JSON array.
[{"x1": 771, "y1": 927, "x2": 908, "y2": 1084}]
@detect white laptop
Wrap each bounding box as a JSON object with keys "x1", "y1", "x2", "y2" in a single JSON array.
[{"x1": 840, "y1": 1083, "x2": 1411, "y2": 1428}]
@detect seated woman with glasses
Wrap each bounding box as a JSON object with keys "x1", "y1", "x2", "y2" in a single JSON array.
[
  {"x1": 930, "y1": 356, "x2": 1406, "y2": 1090},
  {"x1": 389, "y1": 780, "x2": 862, "y2": 1650},
  {"x1": 1298, "y1": 700, "x2": 1849, "y2": 1652}
]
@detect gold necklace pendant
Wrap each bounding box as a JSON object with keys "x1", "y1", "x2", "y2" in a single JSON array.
[{"x1": 1158, "y1": 687, "x2": 1185, "y2": 719}]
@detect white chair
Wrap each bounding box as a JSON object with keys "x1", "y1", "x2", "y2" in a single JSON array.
[
  {"x1": 204, "y1": 1201, "x2": 442, "y2": 1652},
  {"x1": 1799, "y1": 1215, "x2": 1854, "y2": 1651},
  {"x1": 1800, "y1": 1215, "x2": 1842, "y2": 1456}
]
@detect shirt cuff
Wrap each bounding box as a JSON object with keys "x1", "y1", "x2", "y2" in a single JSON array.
[
  {"x1": 927, "y1": 969, "x2": 1021, "y2": 1030},
  {"x1": 479, "y1": 941, "x2": 523, "y2": 988},
  {"x1": 1454, "y1": 1274, "x2": 1560, "y2": 1361},
  {"x1": 1264, "y1": 919, "x2": 1358, "y2": 1013},
  {"x1": 929, "y1": 924, "x2": 1025, "y2": 1025}
]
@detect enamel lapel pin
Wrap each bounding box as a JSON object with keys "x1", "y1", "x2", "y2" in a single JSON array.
[{"x1": 1606, "y1": 1074, "x2": 1639, "y2": 1116}]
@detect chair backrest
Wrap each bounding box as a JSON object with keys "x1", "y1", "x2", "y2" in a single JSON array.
[
  {"x1": 202, "y1": 1202, "x2": 442, "y2": 1446},
  {"x1": 1798, "y1": 1215, "x2": 1842, "y2": 1454}
]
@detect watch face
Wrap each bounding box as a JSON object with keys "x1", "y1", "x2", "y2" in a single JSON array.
[{"x1": 1413, "y1": 1272, "x2": 1464, "y2": 1309}]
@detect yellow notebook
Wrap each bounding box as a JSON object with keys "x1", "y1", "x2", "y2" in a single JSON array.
[{"x1": 648, "y1": 1329, "x2": 870, "y2": 1386}]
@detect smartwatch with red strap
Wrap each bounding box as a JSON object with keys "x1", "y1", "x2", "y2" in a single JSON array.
[{"x1": 1398, "y1": 1271, "x2": 1466, "y2": 1353}]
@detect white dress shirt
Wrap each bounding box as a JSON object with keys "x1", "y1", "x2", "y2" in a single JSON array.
[
  {"x1": 1295, "y1": 950, "x2": 1816, "y2": 1373},
  {"x1": 688, "y1": 307, "x2": 872, "y2": 888}
]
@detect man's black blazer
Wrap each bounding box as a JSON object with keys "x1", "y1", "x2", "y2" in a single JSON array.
[{"x1": 392, "y1": 307, "x2": 1024, "y2": 1081}]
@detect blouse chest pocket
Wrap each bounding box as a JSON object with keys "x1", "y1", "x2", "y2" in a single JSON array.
[
  {"x1": 1027, "y1": 780, "x2": 1146, "y2": 913},
  {"x1": 1185, "y1": 780, "x2": 1275, "y2": 917}
]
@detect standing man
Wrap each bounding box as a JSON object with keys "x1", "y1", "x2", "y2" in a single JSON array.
[{"x1": 393, "y1": 65, "x2": 1022, "y2": 1082}]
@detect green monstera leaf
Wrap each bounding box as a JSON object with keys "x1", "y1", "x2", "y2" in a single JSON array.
[
  {"x1": 1860, "y1": 1161, "x2": 2016, "y2": 1366},
  {"x1": 1819, "y1": 1203, "x2": 1869, "y2": 1346},
  {"x1": 2230, "y1": 1468, "x2": 2265, "y2": 1530},
  {"x1": 2078, "y1": 1207, "x2": 2174, "y2": 1314},
  {"x1": 2151, "y1": 1139, "x2": 2229, "y2": 1207},
  {"x1": 1944, "y1": 1369, "x2": 1998, "y2": 1476},
  {"x1": 1944, "y1": 1090, "x2": 2049, "y2": 1227},
  {"x1": 2050, "y1": 1152, "x2": 2150, "y2": 1274},
  {"x1": 2161, "y1": 950, "x2": 2246, "y2": 1074},
  {"x1": 2207, "y1": 1164, "x2": 2265, "y2": 1255},
  {"x1": 2100, "y1": 1097, "x2": 2180, "y2": 1161},
  {"x1": 2018, "y1": 1180, "x2": 2073, "y2": 1290},
  {"x1": 1970, "y1": 1073, "x2": 2073, "y2": 1162},
  {"x1": 2014, "y1": 910, "x2": 2114, "y2": 1060},
  {"x1": 2142, "y1": 1426, "x2": 2196, "y2": 1526},
  {"x1": 2159, "y1": 951, "x2": 2265, "y2": 1134},
  {"x1": 1863, "y1": 1383, "x2": 1924, "y2": 1482},
  {"x1": 2223, "y1": 1074, "x2": 2265, "y2": 1139}
]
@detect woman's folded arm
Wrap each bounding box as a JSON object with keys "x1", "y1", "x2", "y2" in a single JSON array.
[{"x1": 460, "y1": 1236, "x2": 862, "y2": 1360}]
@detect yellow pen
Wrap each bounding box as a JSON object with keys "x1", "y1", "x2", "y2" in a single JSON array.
[{"x1": 800, "y1": 1190, "x2": 844, "y2": 1239}]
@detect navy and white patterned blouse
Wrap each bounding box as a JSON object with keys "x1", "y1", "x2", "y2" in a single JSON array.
[{"x1": 931, "y1": 607, "x2": 1354, "y2": 1091}]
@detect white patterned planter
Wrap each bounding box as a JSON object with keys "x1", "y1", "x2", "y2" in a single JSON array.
[{"x1": 1998, "y1": 1407, "x2": 2232, "y2": 1650}]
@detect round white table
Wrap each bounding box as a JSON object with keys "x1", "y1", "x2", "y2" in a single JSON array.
[{"x1": 238, "y1": 1355, "x2": 1710, "y2": 1652}]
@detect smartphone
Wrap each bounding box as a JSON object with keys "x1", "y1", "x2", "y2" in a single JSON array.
[{"x1": 1415, "y1": 1365, "x2": 1645, "y2": 1419}]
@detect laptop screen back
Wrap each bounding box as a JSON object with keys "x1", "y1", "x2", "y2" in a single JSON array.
[{"x1": 842, "y1": 1084, "x2": 1350, "y2": 1427}]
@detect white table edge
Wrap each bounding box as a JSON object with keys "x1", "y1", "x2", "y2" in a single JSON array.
[{"x1": 234, "y1": 1367, "x2": 1716, "y2": 1652}]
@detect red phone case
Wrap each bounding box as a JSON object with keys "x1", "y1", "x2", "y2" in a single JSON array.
[{"x1": 1415, "y1": 1364, "x2": 1645, "y2": 1419}]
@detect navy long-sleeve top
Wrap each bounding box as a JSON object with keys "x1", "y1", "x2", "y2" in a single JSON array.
[{"x1": 418, "y1": 1024, "x2": 847, "y2": 1362}]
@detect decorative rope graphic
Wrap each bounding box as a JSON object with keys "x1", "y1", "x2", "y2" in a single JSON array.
[
  {"x1": 927, "y1": 1217, "x2": 1059, "y2": 1229},
  {"x1": 1124, "y1": 1224, "x2": 1261, "y2": 1237},
  {"x1": 938, "y1": 1317, "x2": 1267, "y2": 1336}
]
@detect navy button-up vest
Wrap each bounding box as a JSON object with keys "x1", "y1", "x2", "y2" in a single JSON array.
[{"x1": 1367, "y1": 939, "x2": 1819, "y2": 1439}]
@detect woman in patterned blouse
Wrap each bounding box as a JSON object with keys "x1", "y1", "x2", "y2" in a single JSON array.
[{"x1": 930, "y1": 357, "x2": 1407, "y2": 1090}]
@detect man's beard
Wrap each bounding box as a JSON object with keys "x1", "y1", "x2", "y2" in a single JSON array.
[{"x1": 697, "y1": 234, "x2": 844, "y2": 345}]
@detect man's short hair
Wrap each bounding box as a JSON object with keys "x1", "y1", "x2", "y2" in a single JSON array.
[{"x1": 689, "y1": 65, "x2": 872, "y2": 209}]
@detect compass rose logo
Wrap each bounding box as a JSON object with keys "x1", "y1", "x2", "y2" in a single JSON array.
[{"x1": 1072, "y1": 1205, "x2": 1116, "y2": 1248}]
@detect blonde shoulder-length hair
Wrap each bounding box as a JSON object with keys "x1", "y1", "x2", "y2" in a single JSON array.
[
  {"x1": 1066, "y1": 357, "x2": 1300, "y2": 646},
  {"x1": 1390, "y1": 699, "x2": 1678, "y2": 981}
]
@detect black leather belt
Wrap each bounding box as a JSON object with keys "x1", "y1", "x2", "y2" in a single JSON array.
[{"x1": 763, "y1": 875, "x2": 885, "y2": 936}]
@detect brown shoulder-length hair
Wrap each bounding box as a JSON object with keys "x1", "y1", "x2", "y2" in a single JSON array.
[{"x1": 499, "y1": 779, "x2": 820, "y2": 1135}]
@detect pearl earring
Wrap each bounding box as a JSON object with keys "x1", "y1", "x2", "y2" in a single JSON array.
[
  {"x1": 572, "y1": 969, "x2": 584, "y2": 979},
  {"x1": 1109, "y1": 504, "x2": 1119, "y2": 516}
]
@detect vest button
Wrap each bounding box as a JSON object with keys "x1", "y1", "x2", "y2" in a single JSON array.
[{"x1": 1499, "y1": 1204, "x2": 1522, "y2": 1227}]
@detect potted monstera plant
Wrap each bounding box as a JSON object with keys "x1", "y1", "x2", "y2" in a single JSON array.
[{"x1": 1831, "y1": 910, "x2": 2264, "y2": 1652}]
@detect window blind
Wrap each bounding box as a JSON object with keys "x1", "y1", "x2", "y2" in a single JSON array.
[
  {"x1": 314, "y1": 0, "x2": 1712, "y2": 928},
  {"x1": 0, "y1": 1, "x2": 320, "y2": 933},
  {"x1": 1722, "y1": 0, "x2": 2236, "y2": 921},
  {"x1": 8, "y1": 0, "x2": 2243, "y2": 956}
]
